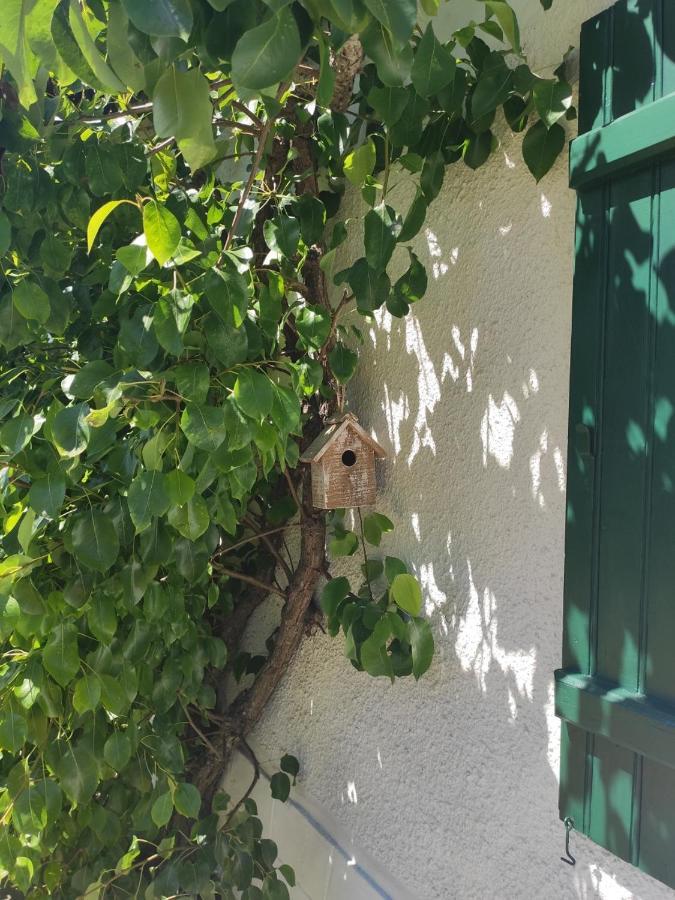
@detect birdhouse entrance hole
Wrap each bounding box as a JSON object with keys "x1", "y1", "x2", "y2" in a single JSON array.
[{"x1": 342, "y1": 449, "x2": 357, "y2": 467}]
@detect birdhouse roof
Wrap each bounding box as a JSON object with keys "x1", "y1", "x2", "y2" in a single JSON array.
[{"x1": 299, "y1": 413, "x2": 387, "y2": 463}]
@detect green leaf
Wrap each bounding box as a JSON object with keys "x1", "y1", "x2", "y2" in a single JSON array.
[
  {"x1": 294, "y1": 305, "x2": 330, "y2": 351},
  {"x1": 0, "y1": 413, "x2": 42, "y2": 456},
  {"x1": 280, "y1": 754, "x2": 300, "y2": 778},
  {"x1": 329, "y1": 530, "x2": 358, "y2": 557},
  {"x1": 522, "y1": 120, "x2": 565, "y2": 182},
  {"x1": 231, "y1": 7, "x2": 301, "y2": 91},
  {"x1": 420, "y1": 151, "x2": 445, "y2": 201},
  {"x1": 263, "y1": 876, "x2": 290, "y2": 900},
  {"x1": 52, "y1": 404, "x2": 90, "y2": 457},
  {"x1": 411, "y1": 23, "x2": 455, "y2": 97},
  {"x1": 320, "y1": 576, "x2": 351, "y2": 618},
  {"x1": 343, "y1": 139, "x2": 376, "y2": 186},
  {"x1": 384, "y1": 555, "x2": 407, "y2": 583},
  {"x1": 88, "y1": 596, "x2": 117, "y2": 644},
  {"x1": 360, "y1": 619, "x2": 394, "y2": 680},
  {"x1": 104, "y1": 731, "x2": 132, "y2": 771},
  {"x1": 72, "y1": 675, "x2": 101, "y2": 715},
  {"x1": 362, "y1": 512, "x2": 394, "y2": 546},
  {"x1": 174, "y1": 782, "x2": 201, "y2": 818},
  {"x1": 390, "y1": 573, "x2": 422, "y2": 616},
  {"x1": 317, "y1": 32, "x2": 336, "y2": 107},
  {"x1": 328, "y1": 343, "x2": 358, "y2": 383},
  {"x1": 107, "y1": 1, "x2": 145, "y2": 92},
  {"x1": 463, "y1": 129, "x2": 494, "y2": 170},
  {"x1": 13, "y1": 280, "x2": 50, "y2": 323},
  {"x1": 233, "y1": 369, "x2": 274, "y2": 421},
  {"x1": 67, "y1": 360, "x2": 115, "y2": 400},
  {"x1": 393, "y1": 251, "x2": 427, "y2": 305},
  {"x1": 0, "y1": 711, "x2": 27, "y2": 753},
  {"x1": 207, "y1": 267, "x2": 249, "y2": 327},
  {"x1": 69, "y1": 511, "x2": 120, "y2": 572},
  {"x1": 56, "y1": 744, "x2": 98, "y2": 805},
  {"x1": 0, "y1": 211, "x2": 11, "y2": 256},
  {"x1": 127, "y1": 470, "x2": 170, "y2": 532},
  {"x1": 362, "y1": 0, "x2": 416, "y2": 44},
  {"x1": 153, "y1": 66, "x2": 216, "y2": 171},
  {"x1": 116, "y1": 239, "x2": 151, "y2": 276},
  {"x1": 270, "y1": 772, "x2": 290, "y2": 802},
  {"x1": 364, "y1": 203, "x2": 398, "y2": 271},
  {"x1": 42, "y1": 624, "x2": 79, "y2": 687},
  {"x1": 368, "y1": 86, "x2": 408, "y2": 129},
  {"x1": 151, "y1": 792, "x2": 174, "y2": 827},
  {"x1": 532, "y1": 78, "x2": 573, "y2": 127},
  {"x1": 408, "y1": 617, "x2": 434, "y2": 679},
  {"x1": 0, "y1": 0, "x2": 38, "y2": 108},
  {"x1": 166, "y1": 469, "x2": 195, "y2": 506},
  {"x1": 87, "y1": 200, "x2": 136, "y2": 253},
  {"x1": 27, "y1": 471, "x2": 65, "y2": 519},
  {"x1": 485, "y1": 0, "x2": 521, "y2": 53},
  {"x1": 180, "y1": 404, "x2": 226, "y2": 452},
  {"x1": 361, "y1": 20, "x2": 413, "y2": 87},
  {"x1": 100, "y1": 675, "x2": 130, "y2": 716},
  {"x1": 471, "y1": 57, "x2": 513, "y2": 122},
  {"x1": 168, "y1": 495, "x2": 209, "y2": 540},
  {"x1": 121, "y1": 0, "x2": 193, "y2": 40},
  {"x1": 398, "y1": 192, "x2": 427, "y2": 243},
  {"x1": 143, "y1": 200, "x2": 181, "y2": 266},
  {"x1": 263, "y1": 216, "x2": 300, "y2": 259},
  {"x1": 293, "y1": 194, "x2": 326, "y2": 245},
  {"x1": 346, "y1": 258, "x2": 390, "y2": 314},
  {"x1": 67, "y1": 0, "x2": 124, "y2": 92}
]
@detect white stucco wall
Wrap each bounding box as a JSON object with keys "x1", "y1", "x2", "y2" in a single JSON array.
[{"x1": 237, "y1": 2, "x2": 675, "y2": 898}]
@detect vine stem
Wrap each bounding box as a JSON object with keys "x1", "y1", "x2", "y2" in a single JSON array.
[{"x1": 357, "y1": 507, "x2": 374, "y2": 601}]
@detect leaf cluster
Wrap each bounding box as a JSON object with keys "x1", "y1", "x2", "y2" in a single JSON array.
[{"x1": 0, "y1": 0, "x2": 562, "y2": 895}]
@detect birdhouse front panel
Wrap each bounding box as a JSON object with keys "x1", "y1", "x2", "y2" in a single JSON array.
[
  {"x1": 311, "y1": 426, "x2": 377, "y2": 509},
  {"x1": 300, "y1": 413, "x2": 387, "y2": 509}
]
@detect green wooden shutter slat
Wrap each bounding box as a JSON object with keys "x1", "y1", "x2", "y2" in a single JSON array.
[
  {"x1": 611, "y1": 0, "x2": 656, "y2": 121},
  {"x1": 556, "y1": 673, "x2": 675, "y2": 770},
  {"x1": 640, "y1": 759, "x2": 675, "y2": 882},
  {"x1": 570, "y1": 92, "x2": 675, "y2": 188},
  {"x1": 596, "y1": 170, "x2": 654, "y2": 690},
  {"x1": 561, "y1": 186, "x2": 607, "y2": 676},
  {"x1": 559, "y1": 1, "x2": 675, "y2": 889},
  {"x1": 644, "y1": 158, "x2": 675, "y2": 705},
  {"x1": 578, "y1": 10, "x2": 611, "y2": 134}
]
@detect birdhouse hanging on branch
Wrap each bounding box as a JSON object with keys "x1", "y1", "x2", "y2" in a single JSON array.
[{"x1": 300, "y1": 413, "x2": 387, "y2": 509}]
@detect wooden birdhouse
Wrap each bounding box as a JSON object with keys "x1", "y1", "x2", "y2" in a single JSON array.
[{"x1": 300, "y1": 413, "x2": 387, "y2": 509}]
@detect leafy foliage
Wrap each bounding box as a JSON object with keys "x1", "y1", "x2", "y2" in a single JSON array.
[{"x1": 0, "y1": 0, "x2": 564, "y2": 895}]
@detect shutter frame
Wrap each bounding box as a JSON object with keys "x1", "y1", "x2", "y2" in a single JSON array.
[{"x1": 559, "y1": 0, "x2": 675, "y2": 888}]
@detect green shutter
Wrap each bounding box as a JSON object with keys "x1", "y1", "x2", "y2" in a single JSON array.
[{"x1": 558, "y1": 0, "x2": 675, "y2": 888}]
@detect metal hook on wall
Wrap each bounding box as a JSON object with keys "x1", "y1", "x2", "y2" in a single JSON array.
[{"x1": 561, "y1": 816, "x2": 576, "y2": 866}]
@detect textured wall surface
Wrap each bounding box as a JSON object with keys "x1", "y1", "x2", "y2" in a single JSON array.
[{"x1": 242, "y1": 2, "x2": 675, "y2": 898}]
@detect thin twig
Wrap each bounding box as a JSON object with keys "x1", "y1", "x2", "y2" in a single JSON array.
[
  {"x1": 180, "y1": 697, "x2": 221, "y2": 758},
  {"x1": 147, "y1": 136, "x2": 175, "y2": 157},
  {"x1": 224, "y1": 738, "x2": 260, "y2": 827},
  {"x1": 284, "y1": 469, "x2": 303, "y2": 517},
  {"x1": 219, "y1": 83, "x2": 287, "y2": 260},
  {"x1": 357, "y1": 508, "x2": 374, "y2": 602},
  {"x1": 213, "y1": 565, "x2": 287, "y2": 600},
  {"x1": 212, "y1": 524, "x2": 301, "y2": 560},
  {"x1": 231, "y1": 99, "x2": 264, "y2": 130}
]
